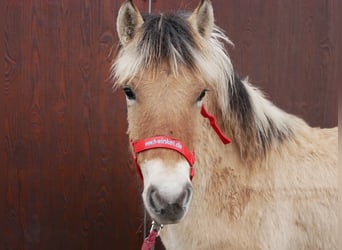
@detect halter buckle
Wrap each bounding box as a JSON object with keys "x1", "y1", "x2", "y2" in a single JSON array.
[{"x1": 150, "y1": 220, "x2": 163, "y2": 236}]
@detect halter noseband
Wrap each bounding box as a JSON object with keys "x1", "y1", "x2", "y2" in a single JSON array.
[
  {"x1": 132, "y1": 136, "x2": 195, "y2": 181},
  {"x1": 131, "y1": 105, "x2": 231, "y2": 181}
]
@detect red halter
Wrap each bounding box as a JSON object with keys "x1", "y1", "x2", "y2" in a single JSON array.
[{"x1": 131, "y1": 105, "x2": 231, "y2": 181}]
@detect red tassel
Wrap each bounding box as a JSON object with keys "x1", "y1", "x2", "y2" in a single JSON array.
[{"x1": 201, "y1": 105, "x2": 232, "y2": 144}]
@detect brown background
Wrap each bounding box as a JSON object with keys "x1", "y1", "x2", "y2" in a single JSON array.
[{"x1": 1, "y1": 0, "x2": 339, "y2": 249}]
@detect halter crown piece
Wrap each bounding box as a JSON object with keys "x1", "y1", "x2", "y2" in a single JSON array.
[{"x1": 131, "y1": 105, "x2": 231, "y2": 182}]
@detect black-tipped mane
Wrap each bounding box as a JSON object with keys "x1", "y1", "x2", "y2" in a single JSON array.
[
  {"x1": 229, "y1": 73, "x2": 253, "y2": 130},
  {"x1": 228, "y1": 73, "x2": 293, "y2": 156}
]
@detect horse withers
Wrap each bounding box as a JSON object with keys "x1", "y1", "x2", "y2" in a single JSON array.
[{"x1": 112, "y1": 0, "x2": 338, "y2": 249}]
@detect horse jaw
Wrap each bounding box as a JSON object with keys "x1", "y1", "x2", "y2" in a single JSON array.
[{"x1": 140, "y1": 159, "x2": 193, "y2": 224}]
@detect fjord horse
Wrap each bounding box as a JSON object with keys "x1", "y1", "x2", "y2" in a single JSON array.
[{"x1": 112, "y1": 1, "x2": 338, "y2": 249}]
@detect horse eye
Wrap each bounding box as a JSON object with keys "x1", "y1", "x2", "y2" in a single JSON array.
[
  {"x1": 123, "y1": 87, "x2": 136, "y2": 100},
  {"x1": 197, "y1": 89, "x2": 207, "y2": 102}
]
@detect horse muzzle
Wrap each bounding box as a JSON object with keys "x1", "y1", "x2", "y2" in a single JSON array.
[
  {"x1": 139, "y1": 158, "x2": 193, "y2": 224},
  {"x1": 146, "y1": 183, "x2": 192, "y2": 224}
]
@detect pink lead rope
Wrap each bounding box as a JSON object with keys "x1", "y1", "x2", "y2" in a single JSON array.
[{"x1": 141, "y1": 230, "x2": 158, "y2": 250}]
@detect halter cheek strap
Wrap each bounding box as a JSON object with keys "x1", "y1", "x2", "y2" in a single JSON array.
[{"x1": 132, "y1": 136, "x2": 195, "y2": 181}]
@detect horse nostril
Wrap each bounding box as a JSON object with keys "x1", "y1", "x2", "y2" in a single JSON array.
[
  {"x1": 148, "y1": 186, "x2": 169, "y2": 214},
  {"x1": 184, "y1": 186, "x2": 192, "y2": 205},
  {"x1": 148, "y1": 186, "x2": 159, "y2": 212},
  {"x1": 175, "y1": 186, "x2": 192, "y2": 208},
  {"x1": 149, "y1": 189, "x2": 157, "y2": 211},
  {"x1": 180, "y1": 183, "x2": 193, "y2": 207},
  {"x1": 148, "y1": 187, "x2": 162, "y2": 213}
]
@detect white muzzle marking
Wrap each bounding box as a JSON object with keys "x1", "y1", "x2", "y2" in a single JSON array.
[{"x1": 141, "y1": 159, "x2": 193, "y2": 224}]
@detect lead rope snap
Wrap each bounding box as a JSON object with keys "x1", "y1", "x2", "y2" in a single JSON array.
[{"x1": 141, "y1": 221, "x2": 163, "y2": 250}]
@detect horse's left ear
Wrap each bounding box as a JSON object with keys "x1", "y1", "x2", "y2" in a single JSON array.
[
  {"x1": 116, "y1": 0, "x2": 144, "y2": 46},
  {"x1": 188, "y1": 0, "x2": 214, "y2": 39}
]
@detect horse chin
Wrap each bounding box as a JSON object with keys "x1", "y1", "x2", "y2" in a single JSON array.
[
  {"x1": 152, "y1": 216, "x2": 183, "y2": 225},
  {"x1": 146, "y1": 204, "x2": 189, "y2": 225}
]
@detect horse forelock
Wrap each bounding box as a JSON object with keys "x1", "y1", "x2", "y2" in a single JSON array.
[{"x1": 139, "y1": 13, "x2": 197, "y2": 71}]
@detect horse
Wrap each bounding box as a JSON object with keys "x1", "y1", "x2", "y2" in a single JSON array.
[{"x1": 112, "y1": 0, "x2": 338, "y2": 249}]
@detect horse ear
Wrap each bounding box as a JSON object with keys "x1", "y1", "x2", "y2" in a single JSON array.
[
  {"x1": 188, "y1": 0, "x2": 214, "y2": 39},
  {"x1": 116, "y1": 0, "x2": 144, "y2": 46}
]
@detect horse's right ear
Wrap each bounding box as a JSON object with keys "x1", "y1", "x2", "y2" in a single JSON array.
[{"x1": 116, "y1": 0, "x2": 144, "y2": 46}]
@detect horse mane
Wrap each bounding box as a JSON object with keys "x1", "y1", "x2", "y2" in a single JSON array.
[{"x1": 112, "y1": 12, "x2": 301, "y2": 160}]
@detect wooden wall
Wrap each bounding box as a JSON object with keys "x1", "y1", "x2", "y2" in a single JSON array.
[{"x1": 1, "y1": 0, "x2": 339, "y2": 249}]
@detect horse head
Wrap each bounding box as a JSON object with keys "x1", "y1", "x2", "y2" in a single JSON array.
[{"x1": 113, "y1": 0, "x2": 219, "y2": 225}]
